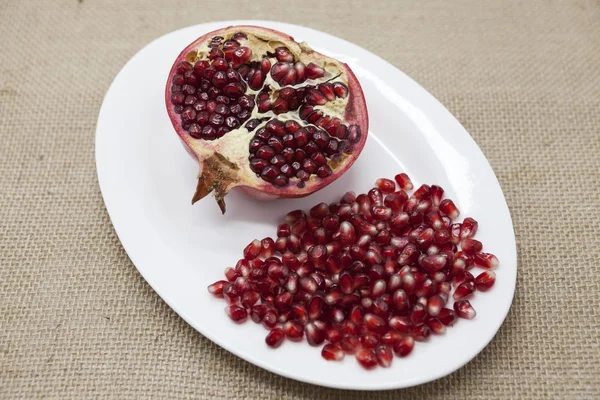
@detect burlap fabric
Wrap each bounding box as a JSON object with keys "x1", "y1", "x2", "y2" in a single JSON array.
[{"x1": 1, "y1": 0, "x2": 599, "y2": 398}]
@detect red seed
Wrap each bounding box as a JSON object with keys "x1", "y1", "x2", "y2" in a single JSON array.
[
  {"x1": 321, "y1": 343, "x2": 345, "y2": 361},
  {"x1": 338, "y1": 221, "x2": 357, "y2": 246},
  {"x1": 450, "y1": 223, "x2": 461, "y2": 244},
  {"x1": 305, "y1": 322, "x2": 325, "y2": 346},
  {"x1": 249, "y1": 304, "x2": 268, "y2": 323},
  {"x1": 364, "y1": 313, "x2": 387, "y2": 334},
  {"x1": 398, "y1": 244, "x2": 419, "y2": 266},
  {"x1": 391, "y1": 289, "x2": 409, "y2": 311},
  {"x1": 371, "y1": 206, "x2": 392, "y2": 221},
  {"x1": 339, "y1": 334, "x2": 360, "y2": 354},
  {"x1": 274, "y1": 292, "x2": 293, "y2": 310},
  {"x1": 243, "y1": 239, "x2": 262, "y2": 260},
  {"x1": 339, "y1": 271, "x2": 354, "y2": 294},
  {"x1": 413, "y1": 184, "x2": 431, "y2": 199},
  {"x1": 370, "y1": 279, "x2": 387, "y2": 297},
  {"x1": 430, "y1": 185, "x2": 444, "y2": 206},
  {"x1": 283, "y1": 321, "x2": 304, "y2": 341},
  {"x1": 454, "y1": 299, "x2": 476, "y2": 319},
  {"x1": 381, "y1": 331, "x2": 403, "y2": 345},
  {"x1": 262, "y1": 310, "x2": 278, "y2": 328},
  {"x1": 326, "y1": 327, "x2": 343, "y2": 343},
  {"x1": 261, "y1": 237, "x2": 275, "y2": 258},
  {"x1": 439, "y1": 199, "x2": 460, "y2": 219},
  {"x1": 460, "y1": 217, "x2": 479, "y2": 240},
  {"x1": 453, "y1": 281, "x2": 476, "y2": 301},
  {"x1": 299, "y1": 276, "x2": 318, "y2": 294},
  {"x1": 265, "y1": 328, "x2": 285, "y2": 348},
  {"x1": 225, "y1": 305, "x2": 248, "y2": 323},
  {"x1": 427, "y1": 294, "x2": 445, "y2": 316},
  {"x1": 438, "y1": 307, "x2": 458, "y2": 326},
  {"x1": 375, "y1": 178, "x2": 396, "y2": 194},
  {"x1": 356, "y1": 348, "x2": 378, "y2": 370},
  {"x1": 359, "y1": 332, "x2": 380, "y2": 348},
  {"x1": 241, "y1": 291, "x2": 260, "y2": 308},
  {"x1": 394, "y1": 173, "x2": 413, "y2": 190},
  {"x1": 473, "y1": 252, "x2": 499, "y2": 269},
  {"x1": 462, "y1": 238, "x2": 483, "y2": 255},
  {"x1": 419, "y1": 254, "x2": 448, "y2": 272},
  {"x1": 393, "y1": 336, "x2": 415, "y2": 357},
  {"x1": 368, "y1": 188, "x2": 383, "y2": 206},
  {"x1": 475, "y1": 270, "x2": 496, "y2": 290},
  {"x1": 207, "y1": 280, "x2": 227, "y2": 296},
  {"x1": 411, "y1": 324, "x2": 431, "y2": 341},
  {"x1": 410, "y1": 304, "x2": 427, "y2": 325},
  {"x1": 375, "y1": 345, "x2": 393, "y2": 368},
  {"x1": 427, "y1": 318, "x2": 446, "y2": 334},
  {"x1": 308, "y1": 295, "x2": 323, "y2": 319}
]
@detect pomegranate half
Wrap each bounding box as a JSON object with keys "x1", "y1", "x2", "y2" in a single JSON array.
[{"x1": 165, "y1": 25, "x2": 368, "y2": 213}]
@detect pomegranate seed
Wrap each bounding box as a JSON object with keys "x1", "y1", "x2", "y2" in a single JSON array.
[
  {"x1": 225, "y1": 305, "x2": 248, "y2": 323},
  {"x1": 243, "y1": 239, "x2": 262, "y2": 260},
  {"x1": 369, "y1": 279, "x2": 387, "y2": 297},
  {"x1": 453, "y1": 281, "x2": 476, "y2": 301},
  {"x1": 356, "y1": 348, "x2": 378, "y2": 370},
  {"x1": 434, "y1": 229, "x2": 450, "y2": 245},
  {"x1": 450, "y1": 223, "x2": 461, "y2": 244},
  {"x1": 364, "y1": 313, "x2": 387, "y2": 334},
  {"x1": 438, "y1": 308, "x2": 458, "y2": 326},
  {"x1": 380, "y1": 331, "x2": 403, "y2": 345},
  {"x1": 427, "y1": 318, "x2": 446, "y2": 334},
  {"x1": 394, "y1": 173, "x2": 413, "y2": 190},
  {"x1": 473, "y1": 252, "x2": 499, "y2": 269},
  {"x1": 265, "y1": 328, "x2": 285, "y2": 348},
  {"x1": 305, "y1": 322, "x2": 325, "y2": 346},
  {"x1": 410, "y1": 304, "x2": 427, "y2": 325},
  {"x1": 368, "y1": 188, "x2": 383, "y2": 206},
  {"x1": 462, "y1": 238, "x2": 483, "y2": 255},
  {"x1": 340, "y1": 320, "x2": 359, "y2": 335},
  {"x1": 419, "y1": 254, "x2": 448, "y2": 272},
  {"x1": 327, "y1": 327, "x2": 343, "y2": 343},
  {"x1": 413, "y1": 184, "x2": 431, "y2": 199},
  {"x1": 339, "y1": 335, "x2": 360, "y2": 354},
  {"x1": 261, "y1": 237, "x2": 275, "y2": 258},
  {"x1": 398, "y1": 244, "x2": 419, "y2": 266},
  {"x1": 263, "y1": 309, "x2": 278, "y2": 328},
  {"x1": 429, "y1": 185, "x2": 444, "y2": 206},
  {"x1": 321, "y1": 344, "x2": 345, "y2": 361},
  {"x1": 222, "y1": 284, "x2": 239, "y2": 304},
  {"x1": 375, "y1": 345, "x2": 393, "y2": 368},
  {"x1": 375, "y1": 178, "x2": 396, "y2": 194},
  {"x1": 207, "y1": 280, "x2": 227, "y2": 296},
  {"x1": 241, "y1": 291, "x2": 260, "y2": 308},
  {"x1": 224, "y1": 267, "x2": 238, "y2": 282},
  {"x1": 371, "y1": 206, "x2": 392, "y2": 221},
  {"x1": 307, "y1": 295, "x2": 323, "y2": 319},
  {"x1": 475, "y1": 270, "x2": 496, "y2": 291},
  {"x1": 439, "y1": 199, "x2": 460, "y2": 219},
  {"x1": 393, "y1": 336, "x2": 415, "y2": 357},
  {"x1": 359, "y1": 332, "x2": 380, "y2": 348},
  {"x1": 460, "y1": 217, "x2": 479, "y2": 239},
  {"x1": 299, "y1": 276, "x2": 318, "y2": 294},
  {"x1": 426, "y1": 294, "x2": 445, "y2": 316},
  {"x1": 454, "y1": 300, "x2": 476, "y2": 319},
  {"x1": 391, "y1": 289, "x2": 409, "y2": 311},
  {"x1": 411, "y1": 324, "x2": 431, "y2": 341},
  {"x1": 249, "y1": 304, "x2": 268, "y2": 323},
  {"x1": 274, "y1": 292, "x2": 293, "y2": 310},
  {"x1": 283, "y1": 321, "x2": 304, "y2": 341},
  {"x1": 338, "y1": 221, "x2": 357, "y2": 246}
]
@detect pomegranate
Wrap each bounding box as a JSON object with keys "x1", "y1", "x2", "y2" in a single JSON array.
[
  {"x1": 166, "y1": 26, "x2": 368, "y2": 213},
  {"x1": 208, "y1": 172, "x2": 500, "y2": 369}
]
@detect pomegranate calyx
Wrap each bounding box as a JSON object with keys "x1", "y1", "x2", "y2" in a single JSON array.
[{"x1": 192, "y1": 152, "x2": 239, "y2": 214}]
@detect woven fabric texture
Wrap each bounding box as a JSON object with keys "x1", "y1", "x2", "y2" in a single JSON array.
[{"x1": 1, "y1": 0, "x2": 599, "y2": 398}]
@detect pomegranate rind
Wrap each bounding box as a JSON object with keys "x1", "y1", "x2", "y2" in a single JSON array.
[{"x1": 165, "y1": 25, "x2": 369, "y2": 211}]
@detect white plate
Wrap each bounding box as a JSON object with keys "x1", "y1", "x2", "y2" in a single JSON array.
[{"x1": 96, "y1": 20, "x2": 517, "y2": 390}]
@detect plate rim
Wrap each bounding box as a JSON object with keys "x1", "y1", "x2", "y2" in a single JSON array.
[{"x1": 95, "y1": 19, "x2": 517, "y2": 390}]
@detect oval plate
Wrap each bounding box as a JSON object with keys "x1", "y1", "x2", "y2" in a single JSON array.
[{"x1": 96, "y1": 20, "x2": 517, "y2": 390}]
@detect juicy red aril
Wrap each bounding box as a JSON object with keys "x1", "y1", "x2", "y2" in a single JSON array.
[
  {"x1": 439, "y1": 199, "x2": 460, "y2": 219},
  {"x1": 438, "y1": 308, "x2": 458, "y2": 326},
  {"x1": 265, "y1": 328, "x2": 285, "y2": 348},
  {"x1": 453, "y1": 281, "x2": 476, "y2": 301},
  {"x1": 461, "y1": 238, "x2": 483, "y2": 255},
  {"x1": 225, "y1": 305, "x2": 248, "y2": 323},
  {"x1": 375, "y1": 178, "x2": 396, "y2": 193},
  {"x1": 339, "y1": 335, "x2": 360, "y2": 354},
  {"x1": 321, "y1": 344, "x2": 345, "y2": 361},
  {"x1": 394, "y1": 173, "x2": 413, "y2": 190},
  {"x1": 355, "y1": 348, "x2": 378, "y2": 370},
  {"x1": 475, "y1": 271, "x2": 496, "y2": 291},
  {"x1": 375, "y1": 345, "x2": 393, "y2": 368},
  {"x1": 454, "y1": 300, "x2": 476, "y2": 319},
  {"x1": 283, "y1": 321, "x2": 304, "y2": 341},
  {"x1": 473, "y1": 252, "x2": 500, "y2": 269},
  {"x1": 393, "y1": 336, "x2": 415, "y2": 357}
]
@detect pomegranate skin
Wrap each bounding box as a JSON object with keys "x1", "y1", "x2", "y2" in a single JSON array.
[{"x1": 165, "y1": 25, "x2": 369, "y2": 212}]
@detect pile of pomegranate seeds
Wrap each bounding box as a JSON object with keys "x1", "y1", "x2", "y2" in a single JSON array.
[{"x1": 208, "y1": 173, "x2": 498, "y2": 369}]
